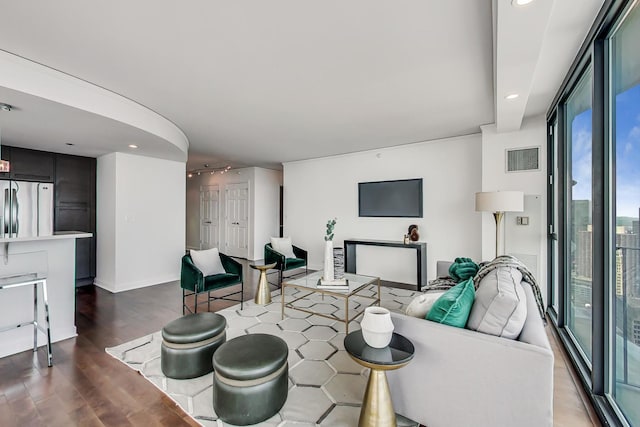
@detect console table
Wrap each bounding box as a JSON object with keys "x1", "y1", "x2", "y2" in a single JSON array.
[{"x1": 344, "y1": 239, "x2": 427, "y2": 291}]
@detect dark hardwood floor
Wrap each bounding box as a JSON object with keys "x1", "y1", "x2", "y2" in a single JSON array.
[{"x1": 0, "y1": 262, "x2": 596, "y2": 426}]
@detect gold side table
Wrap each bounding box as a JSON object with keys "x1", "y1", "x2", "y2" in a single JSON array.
[
  {"x1": 345, "y1": 330, "x2": 414, "y2": 427},
  {"x1": 250, "y1": 262, "x2": 277, "y2": 305}
]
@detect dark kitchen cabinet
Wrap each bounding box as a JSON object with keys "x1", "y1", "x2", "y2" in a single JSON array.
[
  {"x1": 54, "y1": 153, "x2": 96, "y2": 286},
  {"x1": 6, "y1": 147, "x2": 55, "y2": 182}
]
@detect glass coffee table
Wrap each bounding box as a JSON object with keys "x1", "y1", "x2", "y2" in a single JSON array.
[{"x1": 281, "y1": 271, "x2": 380, "y2": 333}]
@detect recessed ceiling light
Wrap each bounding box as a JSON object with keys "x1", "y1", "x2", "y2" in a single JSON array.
[
  {"x1": 128, "y1": 144, "x2": 138, "y2": 149},
  {"x1": 65, "y1": 143, "x2": 75, "y2": 146},
  {"x1": 505, "y1": 93, "x2": 520, "y2": 100},
  {"x1": 0, "y1": 103, "x2": 13, "y2": 112},
  {"x1": 512, "y1": 0, "x2": 534, "y2": 6}
]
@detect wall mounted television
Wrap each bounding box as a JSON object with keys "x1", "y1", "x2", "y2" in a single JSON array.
[{"x1": 358, "y1": 178, "x2": 423, "y2": 218}]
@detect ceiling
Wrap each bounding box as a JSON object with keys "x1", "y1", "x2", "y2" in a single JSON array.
[{"x1": 0, "y1": 0, "x2": 602, "y2": 170}]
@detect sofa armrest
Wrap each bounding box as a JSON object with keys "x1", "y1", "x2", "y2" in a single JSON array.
[
  {"x1": 264, "y1": 244, "x2": 285, "y2": 268},
  {"x1": 181, "y1": 255, "x2": 204, "y2": 293},
  {"x1": 220, "y1": 253, "x2": 243, "y2": 282},
  {"x1": 292, "y1": 245, "x2": 307, "y2": 261},
  {"x1": 387, "y1": 312, "x2": 554, "y2": 427}
]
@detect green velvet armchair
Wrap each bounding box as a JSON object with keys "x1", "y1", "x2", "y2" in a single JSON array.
[
  {"x1": 264, "y1": 243, "x2": 307, "y2": 286},
  {"x1": 181, "y1": 252, "x2": 243, "y2": 314}
]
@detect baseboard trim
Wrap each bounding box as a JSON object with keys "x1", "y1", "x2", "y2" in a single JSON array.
[{"x1": 94, "y1": 275, "x2": 179, "y2": 293}]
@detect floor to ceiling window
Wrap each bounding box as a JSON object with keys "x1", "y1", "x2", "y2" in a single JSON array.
[
  {"x1": 566, "y1": 70, "x2": 593, "y2": 363},
  {"x1": 610, "y1": 3, "x2": 640, "y2": 424},
  {"x1": 548, "y1": 1, "x2": 640, "y2": 425},
  {"x1": 551, "y1": 119, "x2": 560, "y2": 314}
]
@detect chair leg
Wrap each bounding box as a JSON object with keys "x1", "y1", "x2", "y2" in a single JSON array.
[
  {"x1": 240, "y1": 281, "x2": 244, "y2": 310},
  {"x1": 194, "y1": 292, "x2": 198, "y2": 314},
  {"x1": 208, "y1": 291, "x2": 211, "y2": 312},
  {"x1": 182, "y1": 289, "x2": 186, "y2": 315}
]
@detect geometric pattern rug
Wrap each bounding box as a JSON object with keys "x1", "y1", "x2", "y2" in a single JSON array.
[{"x1": 106, "y1": 283, "x2": 420, "y2": 427}]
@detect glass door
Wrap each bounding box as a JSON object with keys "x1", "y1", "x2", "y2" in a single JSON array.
[
  {"x1": 609, "y1": 3, "x2": 640, "y2": 423},
  {"x1": 565, "y1": 69, "x2": 594, "y2": 363}
]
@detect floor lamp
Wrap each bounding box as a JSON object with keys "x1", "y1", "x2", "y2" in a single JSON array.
[{"x1": 475, "y1": 191, "x2": 524, "y2": 258}]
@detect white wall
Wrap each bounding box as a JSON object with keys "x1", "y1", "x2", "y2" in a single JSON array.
[
  {"x1": 185, "y1": 167, "x2": 282, "y2": 260},
  {"x1": 95, "y1": 152, "x2": 186, "y2": 292},
  {"x1": 253, "y1": 168, "x2": 283, "y2": 258},
  {"x1": 481, "y1": 115, "x2": 548, "y2": 300},
  {"x1": 283, "y1": 134, "x2": 482, "y2": 284},
  {"x1": 96, "y1": 153, "x2": 116, "y2": 287}
]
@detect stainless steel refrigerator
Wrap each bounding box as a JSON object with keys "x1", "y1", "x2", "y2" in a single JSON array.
[{"x1": 0, "y1": 180, "x2": 54, "y2": 238}]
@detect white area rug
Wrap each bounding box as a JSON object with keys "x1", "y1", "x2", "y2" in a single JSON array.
[{"x1": 106, "y1": 284, "x2": 420, "y2": 427}]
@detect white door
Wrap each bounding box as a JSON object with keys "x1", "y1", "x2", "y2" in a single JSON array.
[
  {"x1": 200, "y1": 185, "x2": 220, "y2": 250},
  {"x1": 225, "y1": 182, "x2": 249, "y2": 258}
]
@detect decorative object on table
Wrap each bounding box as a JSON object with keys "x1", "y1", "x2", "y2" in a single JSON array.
[
  {"x1": 361, "y1": 306, "x2": 395, "y2": 348},
  {"x1": 333, "y1": 246, "x2": 345, "y2": 279},
  {"x1": 317, "y1": 277, "x2": 348, "y2": 289},
  {"x1": 403, "y1": 234, "x2": 410, "y2": 244},
  {"x1": 408, "y1": 224, "x2": 419, "y2": 241},
  {"x1": 448, "y1": 257, "x2": 479, "y2": 282},
  {"x1": 475, "y1": 190, "x2": 524, "y2": 258},
  {"x1": 323, "y1": 218, "x2": 337, "y2": 281}
]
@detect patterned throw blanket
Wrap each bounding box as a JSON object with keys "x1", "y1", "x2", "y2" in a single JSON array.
[{"x1": 424, "y1": 255, "x2": 546, "y2": 321}]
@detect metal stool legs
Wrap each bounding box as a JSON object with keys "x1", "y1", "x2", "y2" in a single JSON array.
[
  {"x1": 34, "y1": 280, "x2": 53, "y2": 367},
  {"x1": 0, "y1": 276, "x2": 52, "y2": 367}
]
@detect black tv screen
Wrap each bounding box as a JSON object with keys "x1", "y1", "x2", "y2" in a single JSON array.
[{"x1": 358, "y1": 179, "x2": 423, "y2": 217}]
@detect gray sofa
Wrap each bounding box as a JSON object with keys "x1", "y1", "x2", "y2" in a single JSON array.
[{"x1": 387, "y1": 262, "x2": 554, "y2": 427}]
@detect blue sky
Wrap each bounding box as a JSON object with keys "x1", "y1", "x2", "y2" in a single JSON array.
[
  {"x1": 571, "y1": 83, "x2": 640, "y2": 219},
  {"x1": 615, "y1": 84, "x2": 640, "y2": 218}
]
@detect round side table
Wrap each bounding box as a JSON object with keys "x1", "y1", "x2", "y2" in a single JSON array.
[
  {"x1": 250, "y1": 262, "x2": 277, "y2": 305},
  {"x1": 344, "y1": 330, "x2": 414, "y2": 427}
]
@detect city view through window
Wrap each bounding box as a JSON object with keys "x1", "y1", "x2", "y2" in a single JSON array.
[
  {"x1": 551, "y1": 3, "x2": 639, "y2": 424},
  {"x1": 612, "y1": 17, "x2": 640, "y2": 419},
  {"x1": 570, "y1": 81, "x2": 640, "y2": 426}
]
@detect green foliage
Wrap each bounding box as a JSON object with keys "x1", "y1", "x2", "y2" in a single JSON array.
[{"x1": 324, "y1": 218, "x2": 337, "y2": 241}]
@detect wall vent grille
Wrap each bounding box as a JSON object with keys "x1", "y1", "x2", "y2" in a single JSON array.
[{"x1": 506, "y1": 147, "x2": 539, "y2": 172}]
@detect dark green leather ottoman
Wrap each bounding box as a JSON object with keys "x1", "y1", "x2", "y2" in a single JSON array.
[
  {"x1": 161, "y1": 312, "x2": 226, "y2": 379},
  {"x1": 213, "y1": 334, "x2": 288, "y2": 425}
]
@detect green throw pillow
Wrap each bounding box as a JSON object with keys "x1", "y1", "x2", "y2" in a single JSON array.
[
  {"x1": 448, "y1": 257, "x2": 479, "y2": 282},
  {"x1": 426, "y1": 277, "x2": 475, "y2": 328}
]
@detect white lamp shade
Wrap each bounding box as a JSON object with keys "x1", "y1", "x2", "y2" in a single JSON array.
[{"x1": 475, "y1": 191, "x2": 524, "y2": 213}]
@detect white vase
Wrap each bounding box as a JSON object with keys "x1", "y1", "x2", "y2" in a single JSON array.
[
  {"x1": 323, "y1": 240, "x2": 334, "y2": 281},
  {"x1": 361, "y1": 307, "x2": 394, "y2": 348}
]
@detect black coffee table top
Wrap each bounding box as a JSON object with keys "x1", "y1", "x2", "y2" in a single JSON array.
[{"x1": 344, "y1": 330, "x2": 414, "y2": 366}]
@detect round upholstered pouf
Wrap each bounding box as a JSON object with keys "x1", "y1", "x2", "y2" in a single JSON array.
[
  {"x1": 161, "y1": 312, "x2": 227, "y2": 379},
  {"x1": 213, "y1": 334, "x2": 289, "y2": 426}
]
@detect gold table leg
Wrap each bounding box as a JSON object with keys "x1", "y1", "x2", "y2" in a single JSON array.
[
  {"x1": 254, "y1": 268, "x2": 271, "y2": 305},
  {"x1": 359, "y1": 368, "x2": 396, "y2": 427}
]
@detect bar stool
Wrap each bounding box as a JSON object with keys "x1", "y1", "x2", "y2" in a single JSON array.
[{"x1": 0, "y1": 273, "x2": 52, "y2": 367}]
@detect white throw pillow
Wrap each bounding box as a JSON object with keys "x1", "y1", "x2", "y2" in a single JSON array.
[
  {"x1": 405, "y1": 291, "x2": 446, "y2": 318},
  {"x1": 466, "y1": 267, "x2": 527, "y2": 339},
  {"x1": 190, "y1": 248, "x2": 227, "y2": 276},
  {"x1": 270, "y1": 237, "x2": 296, "y2": 259}
]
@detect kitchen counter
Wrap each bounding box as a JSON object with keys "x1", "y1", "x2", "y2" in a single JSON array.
[
  {"x1": 0, "y1": 230, "x2": 92, "y2": 243},
  {"x1": 0, "y1": 231, "x2": 91, "y2": 358}
]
